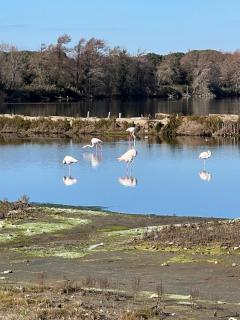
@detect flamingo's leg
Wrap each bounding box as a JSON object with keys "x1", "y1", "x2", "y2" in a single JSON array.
[
  {"x1": 133, "y1": 135, "x2": 136, "y2": 148},
  {"x1": 126, "y1": 162, "x2": 129, "y2": 176}
]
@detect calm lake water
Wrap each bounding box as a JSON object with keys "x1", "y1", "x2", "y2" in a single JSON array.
[
  {"x1": 1, "y1": 136, "x2": 240, "y2": 218},
  {"x1": 1, "y1": 98, "x2": 240, "y2": 117}
]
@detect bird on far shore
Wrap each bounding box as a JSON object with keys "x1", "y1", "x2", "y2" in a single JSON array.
[
  {"x1": 126, "y1": 127, "x2": 136, "y2": 146},
  {"x1": 82, "y1": 138, "x2": 103, "y2": 151},
  {"x1": 62, "y1": 155, "x2": 78, "y2": 175}
]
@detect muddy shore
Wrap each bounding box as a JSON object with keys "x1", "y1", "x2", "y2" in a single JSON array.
[
  {"x1": 0, "y1": 113, "x2": 239, "y2": 138},
  {"x1": 0, "y1": 203, "x2": 240, "y2": 319}
]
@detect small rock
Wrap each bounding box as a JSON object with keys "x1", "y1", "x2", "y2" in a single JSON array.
[
  {"x1": 232, "y1": 263, "x2": 237, "y2": 267},
  {"x1": 1, "y1": 270, "x2": 12, "y2": 274},
  {"x1": 233, "y1": 246, "x2": 240, "y2": 250},
  {"x1": 161, "y1": 262, "x2": 169, "y2": 267},
  {"x1": 214, "y1": 261, "x2": 218, "y2": 264},
  {"x1": 88, "y1": 243, "x2": 104, "y2": 250}
]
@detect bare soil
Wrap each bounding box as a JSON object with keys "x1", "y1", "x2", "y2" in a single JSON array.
[{"x1": 0, "y1": 205, "x2": 240, "y2": 319}]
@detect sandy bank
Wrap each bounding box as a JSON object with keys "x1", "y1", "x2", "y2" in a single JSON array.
[{"x1": 0, "y1": 113, "x2": 239, "y2": 137}]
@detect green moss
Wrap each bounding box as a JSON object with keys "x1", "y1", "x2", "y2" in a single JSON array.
[
  {"x1": 167, "y1": 254, "x2": 197, "y2": 264},
  {"x1": 14, "y1": 246, "x2": 87, "y2": 259},
  {"x1": 0, "y1": 216, "x2": 91, "y2": 243},
  {"x1": 98, "y1": 225, "x2": 130, "y2": 232},
  {"x1": 43, "y1": 206, "x2": 108, "y2": 217}
]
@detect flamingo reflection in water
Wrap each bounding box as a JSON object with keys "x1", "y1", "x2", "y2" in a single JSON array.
[
  {"x1": 82, "y1": 152, "x2": 102, "y2": 168},
  {"x1": 118, "y1": 176, "x2": 137, "y2": 188},
  {"x1": 63, "y1": 176, "x2": 78, "y2": 186},
  {"x1": 199, "y1": 170, "x2": 212, "y2": 182}
]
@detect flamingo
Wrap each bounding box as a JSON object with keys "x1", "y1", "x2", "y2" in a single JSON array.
[
  {"x1": 62, "y1": 155, "x2": 78, "y2": 175},
  {"x1": 199, "y1": 170, "x2": 212, "y2": 182},
  {"x1": 63, "y1": 176, "x2": 78, "y2": 186},
  {"x1": 126, "y1": 127, "x2": 137, "y2": 146},
  {"x1": 199, "y1": 150, "x2": 211, "y2": 169},
  {"x1": 82, "y1": 138, "x2": 103, "y2": 151},
  {"x1": 118, "y1": 148, "x2": 137, "y2": 164}
]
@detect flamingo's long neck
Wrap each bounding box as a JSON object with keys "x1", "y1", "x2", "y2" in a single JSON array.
[{"x1": 83, "y1": 144, "x2": 94, "y2": 148}]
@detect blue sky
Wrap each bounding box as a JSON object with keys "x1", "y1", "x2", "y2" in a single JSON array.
[{"x1": 0, "y1": 0, "x2": 240, "y2": 54}]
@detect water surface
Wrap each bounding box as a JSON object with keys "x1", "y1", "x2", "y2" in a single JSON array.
[
  {"x1": 0, "y1": 136, "x2": 240, "y2": 218},
  {"x1": 1, "y1": 98, "x2": 240, "y2": 117}
]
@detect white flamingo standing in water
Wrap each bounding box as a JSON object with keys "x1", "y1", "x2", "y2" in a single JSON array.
[
  {"x1": 199, "y1": 150, "x2": 211, "y2": 169},
  {"x1": 118, "y1": 148, "x2": 138, "y2": 182},
  {"x1": 118, "y1": 148, "x2": 137, "y2": 174},
  {"x1": 62, "y1": 155, "x2": 78, "y2": 175},
  {"x1": 126, "y1": 127, "x2": 136, "y2": 146},
  {"x1": 82, "y1": 138, "x2": 103, "y2": 151}
]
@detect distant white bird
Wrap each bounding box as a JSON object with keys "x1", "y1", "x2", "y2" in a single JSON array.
[
  {"x1": 63, "y1": 176, "x2": 78, "y2": 186},
  {"x1": 199, "y1": 150, "x2": 212, "y2": 169},
  {"x1": 199, "y1": 150, "x2": 211, "y2": 160},
  {"x1": 62, "y1": 155, "x2": 78, "y2": 165},
  {"x1": 199, "y1": 170, "x2": 212, "y2": 182},
  {"x1": 118, "y1": 148, "x2": 137, "y2": 164},
  {"x1": 82, "y1": 138, "x2": 103, "y2": 151},
  {"x1": 126, "y1": 126, "x2": 138, "y2": 146},
  {"x1": 62, "y1": 155, "x2": 78, "y2": 175},
  {"x1": 118, "y1": 176, "x2": 137, "y2": 187}
]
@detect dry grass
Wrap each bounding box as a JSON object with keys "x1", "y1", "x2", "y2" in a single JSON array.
[{"x1": 139, "y1": 220, "x2": 240, "y2": 248}]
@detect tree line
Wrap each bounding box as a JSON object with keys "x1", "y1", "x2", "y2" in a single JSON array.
[{"x1": 0, "y1": 34, "x2": 240, "y2": 101}]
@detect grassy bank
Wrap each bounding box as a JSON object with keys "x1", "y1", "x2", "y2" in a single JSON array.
[{"x1": 0, "y1": 113, "x2": 240, "y2": 138}]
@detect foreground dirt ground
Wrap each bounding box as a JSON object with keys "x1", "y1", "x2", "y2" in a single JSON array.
[{"x1": 0, "y1": 204, "x2": 240, "y2": 319}]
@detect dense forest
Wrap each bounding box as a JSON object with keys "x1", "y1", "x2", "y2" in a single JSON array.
[{"x1": 0, "y1": 34, "x2": 240, "y2": 102}]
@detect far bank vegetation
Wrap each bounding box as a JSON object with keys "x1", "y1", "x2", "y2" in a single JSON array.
[{"x1": 1, "y1": 35, "x2": 240, "y2": 102}]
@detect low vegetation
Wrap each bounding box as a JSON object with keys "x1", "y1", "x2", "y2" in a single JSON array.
[
  {"x1": 138, "y1": 220, "x2": 240, "y2": 249},
  {"x1": 1, "y1": 201, "x2": 240, "y2": 318},
  {"x1": 0, "y1": 113, "x2": 240, "y2": 138}
]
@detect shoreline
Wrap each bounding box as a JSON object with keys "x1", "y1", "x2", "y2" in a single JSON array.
[{"x1": 33, "y1": 202, "x2": 228, "y2": 220}]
